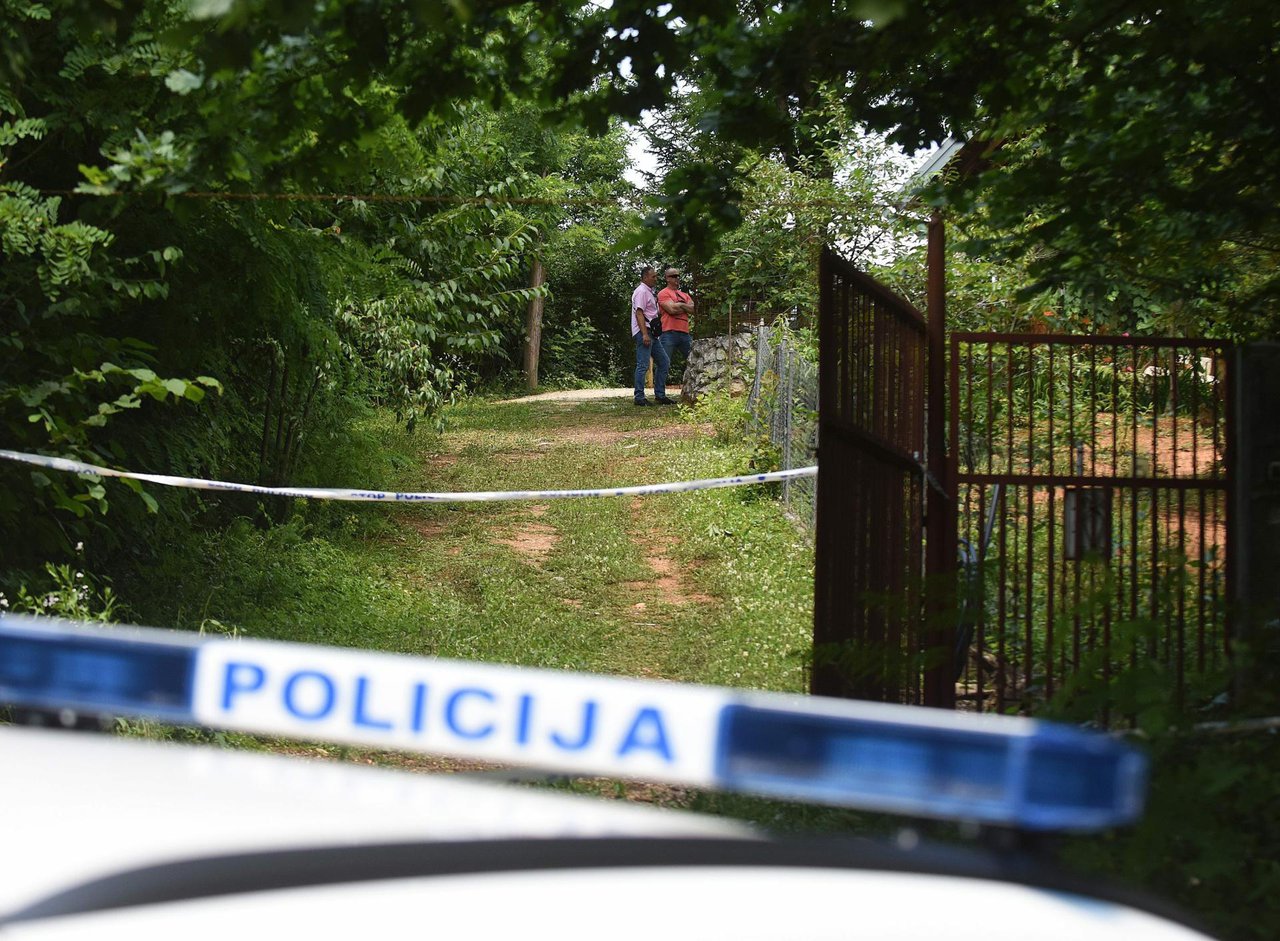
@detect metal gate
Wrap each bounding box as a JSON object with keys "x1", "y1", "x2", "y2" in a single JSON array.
[
  {"x1": 949, "y1": 334, "x2": 1233, "y2": 718},
  {"x1": 812, "y1": 249, "x2": 931, "y2": 702}
]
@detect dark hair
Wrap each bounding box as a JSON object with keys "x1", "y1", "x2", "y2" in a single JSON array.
[{"x1": 640, "y1": 265, "x2": 656, "y2": 278}]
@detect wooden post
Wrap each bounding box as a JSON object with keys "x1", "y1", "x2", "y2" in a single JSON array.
[{"x1": 523, "y1": 255, "x2": 546, "y2": 392}]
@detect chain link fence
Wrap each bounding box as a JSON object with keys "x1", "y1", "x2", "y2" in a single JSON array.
[{"x1": 744, "y1": 324, "x2": 818, "y2": 532}]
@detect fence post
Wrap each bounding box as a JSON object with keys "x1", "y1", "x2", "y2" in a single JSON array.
[
  {"x1": 781, "y1": 336, "x2": 793, "y2": 507},
  {"x1": 753, "y1": 322, "x2": 768, "y2": 406},
  {"x1": 727, "y1": 302, "x2": 734, "y2": 392},
  {"x1": 1232, "y1": 342, "x2": 1279, "y2": 706},
  {"x1": 924, "y1": 211, "x2": 957, "y2": 709}
]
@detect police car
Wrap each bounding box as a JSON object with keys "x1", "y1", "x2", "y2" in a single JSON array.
[{"x1": 0, "y1": 614, "x2": 1215, "y2": 939}]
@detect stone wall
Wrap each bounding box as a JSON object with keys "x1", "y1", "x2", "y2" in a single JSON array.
[{"x1": 679, "y1": 333, "x2": 756, "y2": 402}]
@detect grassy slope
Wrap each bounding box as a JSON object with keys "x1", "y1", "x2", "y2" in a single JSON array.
[
  {"x1": 117, "y1": 393, "x2": 863, "y2": 825},
  {"x1": 129, "y1": 396, "x2": 813, "y2": 689}
]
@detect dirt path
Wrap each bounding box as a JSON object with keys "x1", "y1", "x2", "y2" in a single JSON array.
[
  {"x1": 438, "y1": 396, "x2": 716, "y2": 681},
  {"x1": 484, "y1": 405, "x2": 714, "y2": 636}
]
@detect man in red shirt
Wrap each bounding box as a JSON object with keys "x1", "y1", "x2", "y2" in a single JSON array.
[{"x1": 657, "y1": 268, "x2": 694, "y2": 400}]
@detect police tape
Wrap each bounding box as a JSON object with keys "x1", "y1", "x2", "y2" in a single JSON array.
[{"x1": 0, "y1": 449, "x2": 816, "y2": 504}]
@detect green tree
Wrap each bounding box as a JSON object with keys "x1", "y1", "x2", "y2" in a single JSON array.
[
  {"x1": 0, "y1": 0, "x2": 575, "y2": 575},
  {"x1": 578, "y1": 0, "x2": 1280, "y2": 336}
]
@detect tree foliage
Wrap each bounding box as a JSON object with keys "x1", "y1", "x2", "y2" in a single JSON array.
[
  {"x1": 0, "y1": 0, "x2": 615, "y2": 576},
  {"x1": 536, "y1": 0, "x2": 1280, "y2": 336}
]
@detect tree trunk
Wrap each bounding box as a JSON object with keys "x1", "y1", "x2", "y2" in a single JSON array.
[{"x1": 523, "y1": 255, "x2": 546, "y2": 392}]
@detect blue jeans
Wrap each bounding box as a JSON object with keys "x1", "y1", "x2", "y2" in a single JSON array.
[
  {"x1": 659, "y1": 331, "x2": 692, "y2": 396},
  {"x1": 634, "y1": 331, "x2": 669, "y2": 402}
]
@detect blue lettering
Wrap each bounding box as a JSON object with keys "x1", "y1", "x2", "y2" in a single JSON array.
[
  {"x1": 516, "y1": 693, "x2": 534, "y2": 745},
  {"x1": 410, "y1": 682, "x2": 428, "y2": 733},
  {"x1": 353, "y1": 675, "x2": 393, "y2": 730},
  {"x1": 283, "y1": 670, "x2": 336, "y2": 721},
  {"x1": 221, "y1": 662, "x2": 266, "y2": 711},
  {"x1": 551, "y1": 700, "x2": 597, "y2": 751},
  {"x1": 445, "y1": 688, "x2": 495, "y2": 739},
  {"x1": 617, "y1": 707, "x2": 673, "y2": 761}
]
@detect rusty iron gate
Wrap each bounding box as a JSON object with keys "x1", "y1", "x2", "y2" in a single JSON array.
[
  {"x1": 949, "y1": 334, "x2": 1233, "y2": 718},
  {"x1": 813, "y1": 249, "x2": 937, "y2": 703}
]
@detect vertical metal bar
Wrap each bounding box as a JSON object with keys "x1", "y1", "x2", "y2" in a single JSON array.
[
  {"x1": 1087, "y1": 346, "x2": 1099, "y2": 692},
  {"x1": 1131, "y1": 346, "x2": 1140, "y2": 482},
  {"x1": 1007, "y1": 344, "x2": 1015, "y2": 477},
  {"x1": 1171, "y1": 346, "x2": 1180, "y2": 477},
  {"x1": 976, "y1": 485, "x2": 988, "y2": 709},
  {"x1": 1162, "y1": 488, "x2": 1172, "y2": 667},
  {"x1": 1222, "y1": 344, "x2": 1235, "y2": 663},
  {"x1": 1073, "y1": 505, "x2": 1083, "y2": 673},
  {"x1": 997, "y1": 484, "x2": 1008, "y2": 713},
  {"x1": 1025, "y1": 483, "x2": 1035, "y2": 703},
  {"x1": 1048, "y1": 345, "x2": 1056, "y2": 476},
  {"x1": 965, "y1": 342, "x2": 975, "y2": 477},
  {"x1": 986, "y1": 344, "x2": 995, "y2": 476},
  {"x1": 1150, "y1": 480, "x2": 1160, "y2": 661},
  {"x1": 1105, "y1": 347, "x2": 1119, "y2": 726},
  {"x1": 1046, "y1": 487, "x2": 1056, "y2": 700},
  {"x1": 1112, "y1": 344, "x2": 1120, "y2": 479},
  {"x1": 1198, "y1": 487, "x2": 1207, "y2": 672},
  {"x1": 1214, "y1": 488, "x2": 1224, "y2": 663},
  {"x1": 1102, "y1": 490, "x2": 1113, "y2": 727},
  {"x1": 1027, "y1": 344, "x2": 1036, "y2": 476},
  {"x1": 782, "y1": 337, "x2": 793, "y2": 507},
  {"x1": 1177, "y1": 488, "x2": 1187, "y2": 705},
  {"x1": 1191, "y1": 344, "x2": 1201, "y2": 479},
  {"x1": 924, "y1": 212, "x2": 953, "y2": 708},
  {"x1": 1152, "y1": 352, "x2": 1160, "y2": 478},
  {"x1": 812, "y1": 251, "x2": 836, "y2": 696},
  {"x1": 1067, "y1": 344, "x2": 1079, "y2": 676},
  {"x1": 1089, "y1": 344, "x2": 1098, "y2": 476},
  {"x1": 1130, "y1": 478, "x2": 1140, "y2": 668}
]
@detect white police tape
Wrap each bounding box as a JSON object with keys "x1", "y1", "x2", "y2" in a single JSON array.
[
  {"x1": 0, "y1": 614, "x2": 1148, "y2": 831},
  {"x1": 0, "y1": 449, "x2": 817, "y2": 504}
]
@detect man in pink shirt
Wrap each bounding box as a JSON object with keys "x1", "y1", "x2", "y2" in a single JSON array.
[
  {"x1": 631, "y1": 265, "x2": 672, "y2": 406},
  {"x1": 657, "y1": 267, "x2": 694, "y2": 398}
]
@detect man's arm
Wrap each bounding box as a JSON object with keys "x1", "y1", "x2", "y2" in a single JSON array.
[
  {"x1": 660, "y1": 294, "x2": 694, "y2": 317},
  {"x1": 659, "y1": 291, "x2": 694, "y2": 317},
  {"x1": 636, "y1": 307, "x2": 651, "y2": 345}
]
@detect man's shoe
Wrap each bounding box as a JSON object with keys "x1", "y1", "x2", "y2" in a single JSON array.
[
  {"x1": 635, "y1": 398, "x2": 653, "y2": 406},
  {"x1": 655, "y1": 396, "x2": 677, "y2": 406}
]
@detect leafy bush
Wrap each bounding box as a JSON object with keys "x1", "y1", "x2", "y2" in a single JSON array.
[{"x1": 2, "y1": 560, "x2": 117, "y2": 623}]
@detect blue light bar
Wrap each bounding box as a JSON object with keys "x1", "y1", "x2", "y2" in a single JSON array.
[
  {"x1": 0, "y1": 620, "x2": 198, "y2": 722},
  {"x1": 0, "y1": 614, "x2": 1146, "y2": 832},
  {"x1": 715, "y1": 706, "x2": 1141, "y2": 832}
]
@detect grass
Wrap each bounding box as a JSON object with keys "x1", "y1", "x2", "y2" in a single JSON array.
[
  {"x1": 110, "y1": 391, "x2": 873, "y2": 830},
  {"x1": 125, "y1": 396, "x2": 815, "y2": 688}
]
